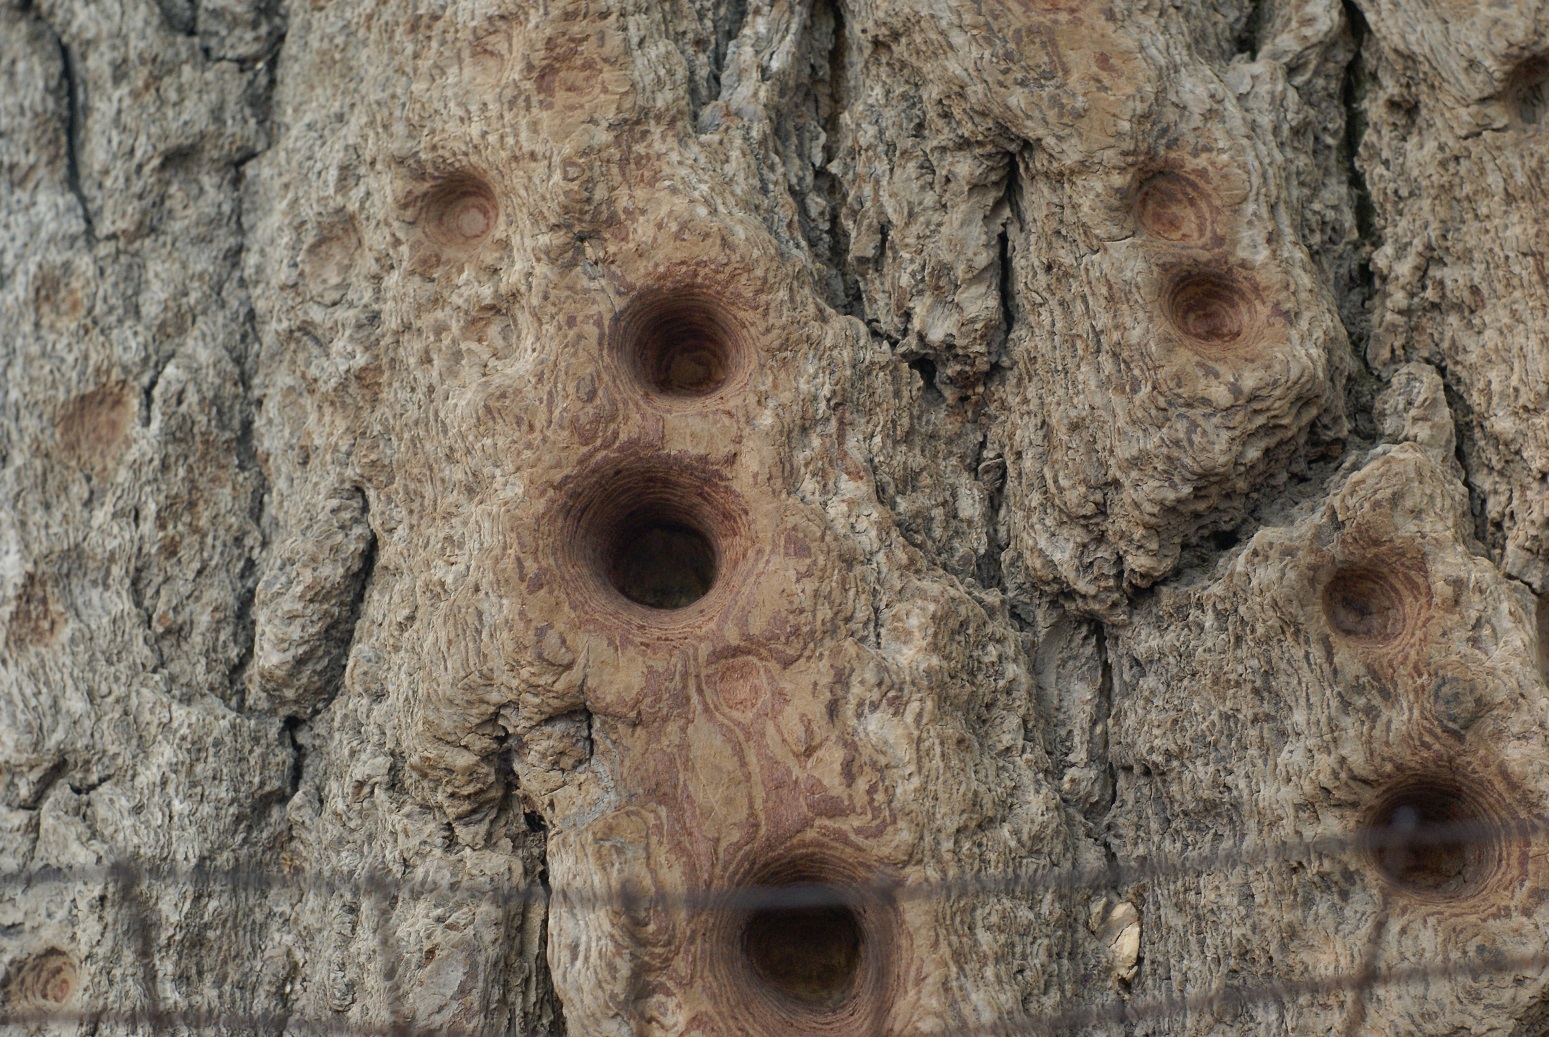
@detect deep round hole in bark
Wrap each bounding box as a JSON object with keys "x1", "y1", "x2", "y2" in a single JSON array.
[
  {"x1": 612, "y1": 291, "x2": 748, "y2": 399},
  {"x1": 606, "y1": 512, "x2": 717, "y2": 609},
  {"x1": 711, "y1": 849, "x2": 898, "y2": 1033},
  {"x1": 743, "y1": 896, "x2": 864, "y2": 1008},
  {"x1": 1322, "y1": 564, "x2": 1413, "y2": 645},
  {"x1": 561, "y1": 457, "x2": 746, "y2": 618},
  {"x1": 1362, "y1": 778, "x2": 1497, "y2": 898},
  {"x1": 421, "y1": 174, "x2": 498, "y2": 250},
  {"x1": 1166, "y1": 271, "x2": 1250, "y2": 345}
]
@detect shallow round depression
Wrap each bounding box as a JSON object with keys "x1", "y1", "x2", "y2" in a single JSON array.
[
  {"x1": 419, "y1": 173, "x2": 498, "y2": 251},
  {"x1": 1360, "y1": 774, "x2": 1504, "y2": 901},
  {"x1": 1321, "y1": 559, "x2": 1430, "y2": 648},
  {"x1": 1134, "y1": 171, "x2": 1217, "y2": 245},
  {"x1": 7, "y1": 948, "x2": 79, "y2": 1011},
  {"x1": 610, "y1": 290, "x2": 751, "y2": 400},
  {"x1": 1163, "y1": 269, "x2": 1265, "y2": 358},
  {"x1": 561, "y1": 458, "x2": 748, "y2": 619}
]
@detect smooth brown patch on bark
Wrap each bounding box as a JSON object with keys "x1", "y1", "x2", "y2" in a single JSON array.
[
  {"x1": 55, "y1": 382, "x2": 131, "y2": 478},
  {"x1": 5, "y1": 570, "x2": 62, "y2": 651}
]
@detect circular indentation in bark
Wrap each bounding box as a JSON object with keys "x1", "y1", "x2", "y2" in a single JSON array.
[
  {"x1": 709, "y1": 849, "x2": 898, "y2": 1034},
  {"x1": 1134, "y1": 172, "x2": 1217, "y2": 244},
  {"x1": 421, "y1": 175, "x2": 498, "y2": 251},
  {"x1": 559, "y1": 456, "x2": 749, "y2": 620},
  {"x1": 1361, "y1": 776, "x2": 1500, "y2": 899},
  {"x1": 1321, "y1": 561, "x2": 1429, "y2": 647},
  {"x1": 744, "y1": 900, "x2": 864, "y2": 1007},
  {"x1": 610, "y1": 290, "x2": 750, "y2": 401},
  {"x1": 1164, "y1": 271, "x2": 1259, "y2": 354},
  {"x1": 5, "y1": 949, "x2": 78, "y2": 1010}
]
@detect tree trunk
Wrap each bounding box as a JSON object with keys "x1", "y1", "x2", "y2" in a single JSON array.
[{"x1": 5, "y1": 0, "x2": 1549, "y2": 1034}]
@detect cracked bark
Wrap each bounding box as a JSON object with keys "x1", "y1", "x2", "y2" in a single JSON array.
[{"x1": 5, "y1": 0, "x2": 1549, "y2": 1035}]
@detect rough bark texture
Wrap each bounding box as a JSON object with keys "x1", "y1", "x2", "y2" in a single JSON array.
[{"x1": 3, "y1": 0, "x2": 1548, "y2": 1034}]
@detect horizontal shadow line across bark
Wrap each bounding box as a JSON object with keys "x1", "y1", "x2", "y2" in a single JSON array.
[{"x1": 2, "y1": 813, "x2": 1539, "y2": 911}]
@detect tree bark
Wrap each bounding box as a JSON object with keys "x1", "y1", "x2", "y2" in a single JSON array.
[{"x1": 4, "y1": 0, "x2": 1548, "y2": 1034}]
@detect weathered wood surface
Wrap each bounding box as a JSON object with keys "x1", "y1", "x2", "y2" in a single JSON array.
[{"x1": 3, "y1": 0, "x2": 1548, "y2": 1034}]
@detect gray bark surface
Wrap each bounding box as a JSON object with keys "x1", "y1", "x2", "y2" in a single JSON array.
[{"x1": 3, "y1": 0, "x2": 1548, "y2": 1034}]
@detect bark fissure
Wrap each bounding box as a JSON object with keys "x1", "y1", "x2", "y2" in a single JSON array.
[
  {"x1": 1233, "y1": 0, "x2": 1266, "y2": 60},
  {"x1": 1339, "y1": 0, "x2": 1375, "y2": 341},
  {"x1": 710, "y1": 0, "x2": 748, "y2": 106},
  {"x1": 56, "y1": 38, "x2": 94, "y2": 241},
  {"x1": 1089, "y1": 622, "x2": 1117, "y2": 827},
  {"x1": 994, "y1": 150, "x2": 1022, "y2": 370}
]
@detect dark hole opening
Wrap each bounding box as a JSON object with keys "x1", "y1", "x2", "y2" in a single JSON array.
[
  {"x1": 1366, "y1": 790, "x2": 1486, "y2": 897},
  {"x1": 650, "y1": 337, "x2": 727, "y2": 396},
  {"x1": 1510, "y1": 57, "x2": 1549, "y2": 127},
  {"x1": 607, "y1": 518, "x2": 717, "y2": 610},
  {"x1": 744, "y1": 903, "x2": 863, "y2": 1008},
  {"x1": 1210, "y1": 527, "x2": 1241, "y2": 551},
  {"x1": 908, "y1": 356, "x2": 939, "y2": 396},
  {"x1": 620, "y1": 298, "x2": 742, "y2": 400}
]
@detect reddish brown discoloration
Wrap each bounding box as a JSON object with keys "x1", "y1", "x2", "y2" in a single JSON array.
[
  {"x1": 1161, "y1": 269, "x2": 1270, "y2": 360},
  {"x1": 417, "y1": 173, "x2": 498, "y2": 255},
  {"x1": 4, "y1": 570, "x2": 62, "y2": 652},
  {"x1": 3, "y1": 949, "x2": 79, "y2": 1011},
  {"x1": 1134, "y1": 171, "x2": 1223, "y2": 247},
  {"x1": 55, "y1": 382, "x2": 132, "y2": 479}
]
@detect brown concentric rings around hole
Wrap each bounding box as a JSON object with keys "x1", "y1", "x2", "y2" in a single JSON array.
[
  {"x1": 1359, "y1": 773, "x2": 1503, "y2": 901},
  {"x1": 557, "y1": 455, "x2": 749, "y2": 623},
  {"x1": 707, "y1": 849, "x2": 898, "y2": 1036},
  {"x1": 1163, "y1": 270, "x2": 1262, "y2": 356},
  {"x1": 1321, "y1": 559, "x2": 1430, "y2": 648},
  {"x1": 420, "y1": 174, "x2": 498, "y2": 251},
  {"x1": 609, "y1": 290, "x2": 751, "y2": 401}
]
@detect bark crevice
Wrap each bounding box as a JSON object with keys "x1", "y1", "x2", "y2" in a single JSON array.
[
  {"x1": 1339, "y1": 0, "x2": 1375, "y2": 356},
  {"x1": 56, "y1": 37, "x2": 93, "y2": 240}
]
